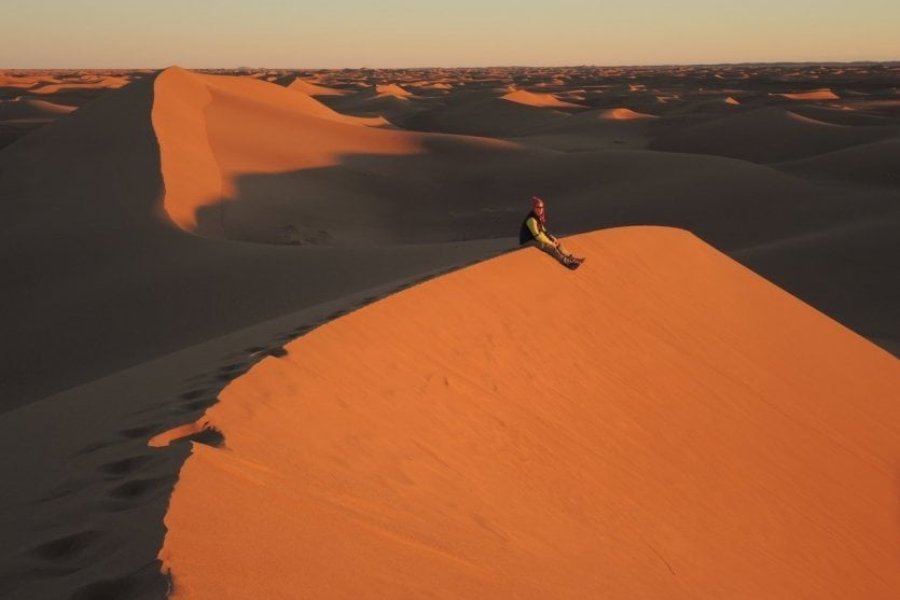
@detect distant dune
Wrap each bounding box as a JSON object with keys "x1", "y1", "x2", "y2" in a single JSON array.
[
  {"x1": 30, "y1": 76, "x2": 129, "y2": 94},
  {"x1": 776, "y1": 137, "x2": 900, "y2": 187},
  {"x1": 0, "y1": 97, "x2": 75, "y2": 120},
  {"x1": 157, "y1": 227, "x2": 900, "y2": 599},
  {"x1": 780, "y1": 88, "x2": 840, "y2": 101},
  {"x1": 285, "y1": 78, "x2": 349, "y2": 97},
  {"x1": 375, "y1": 83, "x2": 414, "y2": 99},
  {"x1": 597, "y1": 107, "x2": 656, "y2": 120},
  {"x1": 650, "y1": 106, "x2": 897, "y2": 163},
  {"x1": 501, "y1": 88, "x2": 583, "y2": 108}
]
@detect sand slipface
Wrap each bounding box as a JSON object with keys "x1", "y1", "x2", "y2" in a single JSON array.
[{"x1": 157, "y1": 227, "x2": 900, "y2": 599}]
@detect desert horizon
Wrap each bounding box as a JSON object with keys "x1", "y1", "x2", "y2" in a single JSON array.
[{"x1": 1, "y1": 5, "x2": 899, "y2": 598}]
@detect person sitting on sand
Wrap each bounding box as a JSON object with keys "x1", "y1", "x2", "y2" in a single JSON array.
[{"x1": 519, "y1": 196, "x2": 583, "y2": 269}]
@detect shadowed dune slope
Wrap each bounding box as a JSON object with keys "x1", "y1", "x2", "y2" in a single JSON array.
[
  {"x1": 0, "y1": 97, "x2": 76, "y2": 119},
  {"x1": 397, "y1": 93, "x2": 573, "y2": 137},
  {"x1": 775, "y1": 137, "x2": 900, "y2": 187},
  {"x1": 650, "y1": 106, "x2": 897, "y2": 163},
  {"x1": 159, "y1": 227, "x2": 900, "y2": 600}
]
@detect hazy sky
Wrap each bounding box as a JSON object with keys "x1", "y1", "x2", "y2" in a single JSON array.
[{"x1": 3, "y1": 0, "x2": 899, "y2": 68}]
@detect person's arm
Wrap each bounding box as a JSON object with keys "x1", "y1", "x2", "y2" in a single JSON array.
[{"x1": 527, "y1": 217, "x2": 555, "y2": 246}]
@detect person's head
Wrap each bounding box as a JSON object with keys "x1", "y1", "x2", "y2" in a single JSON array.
[{"x1": 532, "y1": 196, "x2": 546, "y2": 221}]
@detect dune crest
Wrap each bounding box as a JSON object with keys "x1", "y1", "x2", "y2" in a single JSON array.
[
  {"x1": 501, "y1": 89, "x2": 583, "y2": 108},
  {"x1": 158, "y1": 227, "x2": 900, "y2": 599}
]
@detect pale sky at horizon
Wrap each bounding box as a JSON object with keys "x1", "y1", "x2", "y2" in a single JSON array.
[{"x1": 2, "y1": 0, "x2": 899, "y2": 68}]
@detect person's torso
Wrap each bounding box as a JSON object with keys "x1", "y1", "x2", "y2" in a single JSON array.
[{"x1": 519, "y1": 212, "x2": 543, "y2": 245}]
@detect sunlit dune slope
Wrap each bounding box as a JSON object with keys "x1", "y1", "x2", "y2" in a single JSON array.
[{"x1": 159, "y1": 226, "x2": 900, "y2": 599}]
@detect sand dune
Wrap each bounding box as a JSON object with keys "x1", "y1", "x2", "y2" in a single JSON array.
[
  {"x1": 787, "y1": 103, "x2": 897, "y2": 126},
  {"x1": 0, "y1": 68, "x2": 512, "y2": 408},
  {"x1": 780, "y1": 88, "x2": 840, "y2": 101},
  {"x1": 0, "y1": 75, "x2": 48, "y2": 89},
  {"x1": 285, "y1": 78, "x2": 349, "y2": 97},
  {"x1": 0, "y1": 97, "x2": 76, "y2": 120},
  {"x1": 375, "y1": 83, "x2": 414, "y2": 99},
  {"x1": 650, "y1": 106, "x2": 897, "y2": 163},
  {"x1": 315, "y1": 85, "x2": 435, "y2": 121},
  {"x1": 776, "y1": 137, "x2": 900, "y2": 187},
  {"x1": 501, "y1": 89, "x2": 583, "y2": 108},
  {"x1": 420, "y1": 81, "x2": 453, "y2": 90},
  {"x1": 29, "y1": 77, "x2": 129, "y2": 94},
  {"x1": 597, "y1": 107, "x2": 656, "y2": 120},
  {"x1": 0, "y1": 71, "x2": 146, "y2": 148},
  {"x1": 1, "y1": 64, "x2": 898, "y2": 600},
  {"x1": 157, "y1": 227, "x2": 900, "y2": 599},
  {"x1": 735, "y1": 213, "x2": 900, "y2": 355},
  {"x1": 398, "y1": 94, "x2": 571, "y2": 137}
]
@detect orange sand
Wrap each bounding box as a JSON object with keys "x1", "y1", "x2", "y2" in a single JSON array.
[
  {"x1": 158, "y1": 227, "x2": 900, "y2": 599},
  {"x1": 598, "y1": 107, "x2": 657, "y2": 120},
  {"x1": 501, "y1": 89, "x2": 583, "y2": 108},
  {"x1": 30, "y1": 76, "x2": 129, "y2": 94},
  {"x1": 375, "y1": 83, "x2": 413, "y2": 99},
  {"x1": 781, "y1": 88, "x2": 840, "y2": 101}
]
